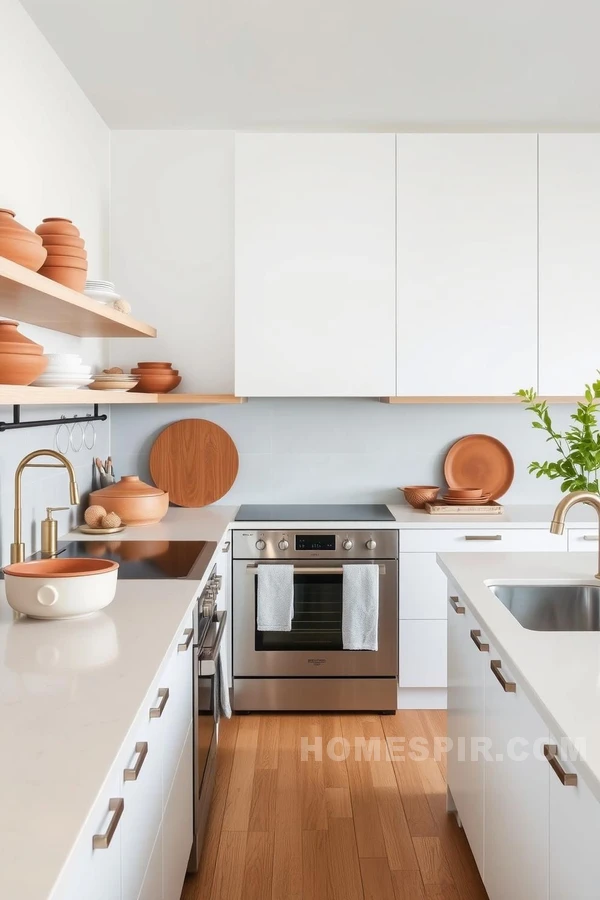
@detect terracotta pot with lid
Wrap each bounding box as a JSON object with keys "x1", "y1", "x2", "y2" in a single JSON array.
[
  {"x1": 89, "y1": 476, "x2": 169, "y2": 526},
  {"x1": 35, "y1": 217, "x2": 81, "y2": 238},
  {"x1": 0, "y1": 319, "x2": 47, "y2": 384},
  {"x1": 0, "y1": 209, "x2": 47, "y2": 271}
]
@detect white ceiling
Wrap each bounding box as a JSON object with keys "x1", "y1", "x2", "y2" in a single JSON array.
[{"x1": 19, "y1": 0, "x2": 600, "y2": 129}]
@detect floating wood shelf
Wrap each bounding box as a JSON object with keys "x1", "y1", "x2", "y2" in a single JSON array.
[
  {"x1": 0, "y1": 387, "x2": 246, "y2": 406},
  {"x1": 0, "y1": 256, "x2": 156, "y2": 338},
  {"x1": 381, "y1": 396, "x2": 584, "y2": 404}
]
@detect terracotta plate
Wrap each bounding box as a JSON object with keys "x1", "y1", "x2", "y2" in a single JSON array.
[{"x1": 444, "y1": 434, "x2": 514, "y2": 500}]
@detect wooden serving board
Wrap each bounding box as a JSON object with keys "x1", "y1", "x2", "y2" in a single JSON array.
[
  {"x1": 425, "y1": 500, "x2": 504, "y2": 515},
  {"x1": 149, "y1": 418, "x2": 239, "y2": 507}
]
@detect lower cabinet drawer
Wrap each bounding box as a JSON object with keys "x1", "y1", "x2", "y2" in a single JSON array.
[
  {"x1": 159, "y1": 625, "x2": 194, "y2": 805},
  {"x1": 138, "y1": 825, "x2": 163, "y2": 900},
  {"x1": 399, "y1": 620, "x2": 447, "y2": 687},
  {"x1": 401, "y1": 528, "x2": 566, "y2": 553},
  {"x1": 568, "y1": 529, "x2": 600, "y2": 551},
  {"x1": 163, "y1": 724, "x2": 194, "y2": 900}
]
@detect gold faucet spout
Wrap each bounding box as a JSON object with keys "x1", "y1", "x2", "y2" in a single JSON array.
[
  {"x1": 549, "y1": 491, "x2": 600, "y2": 578},
  {"x1": 11, "y1": 449, "x2": 80, "y2": 564}
]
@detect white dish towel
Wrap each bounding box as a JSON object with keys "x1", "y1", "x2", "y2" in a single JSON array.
[
  {"x1": 342, "y1": 564, "x2": 379, "y2": 650},
  {"x1": 257, "y1": 564, "x2": 294, "y2": 631}
]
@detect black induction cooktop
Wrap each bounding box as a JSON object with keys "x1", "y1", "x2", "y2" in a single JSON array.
[
  {"x1": 235, "y1": 504, "x2": 395, "y2": 522},
  {"x1": 17, "y1": 540, "x2": 217, "y2": 580}
]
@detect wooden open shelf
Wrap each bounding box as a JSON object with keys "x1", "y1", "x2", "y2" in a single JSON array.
[
  {"x1": 381, "y1": 396, "x2": 584, "y2": 404},
  {"x1": 0, "y1": 387, "x2": 246, "y2": 406},
  {"x1": 0, "y1": 256, "x2": 156, "y2": 338}
]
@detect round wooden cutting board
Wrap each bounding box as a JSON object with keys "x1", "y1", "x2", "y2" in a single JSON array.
[
  {"x1": 149, "y1": 419, "x2": 239, "y2": 507},
  {"x1": 444, "y1": 434, "x2": 514, "y2": 500}
]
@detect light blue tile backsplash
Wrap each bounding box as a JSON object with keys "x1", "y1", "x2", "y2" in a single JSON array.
[{"x1": 110, "y1": 399, "x2": 574, "y2": 506}]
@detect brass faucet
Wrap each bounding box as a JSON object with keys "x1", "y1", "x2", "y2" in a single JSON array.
[
  {"x1": 550, "y1": 491, "x2": 600, "y2": 579},
  {"x1": 11, "y1": 449, "x2": 80, "y2": 564}
]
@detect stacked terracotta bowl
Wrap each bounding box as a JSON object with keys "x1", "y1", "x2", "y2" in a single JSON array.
[
  {"x1": 0, "y1": 209, "x2": 47, "y2": 271},
  {"x1": 35, "y1": 218, "x2": 87, "y2": 292},
  {"x1": 0, "y1": 319, "x2": 47, "y2": 385},
  {"x1": 131, "y1": 362, "x2": 181, "y2": 394}
]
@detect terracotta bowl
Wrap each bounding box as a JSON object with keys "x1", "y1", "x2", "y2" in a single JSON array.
[
  {"x1": 35, "y1": 218, "x2": 81, "y2": 238},
  {"x1": 131, "y1": 374, "x2": 182, "y2": 394},
  {"x1": 131, "y1": 367, "x2": 179, "y2": 376},
  {"x1": 0, "y1": 353, "x2": 47, "y2": 385},
  {"x1": 3, "y1": 557, "x2": 118, "y2": 620},
  {"x1": 38, "y1": 266, "x2": 87, "y2": 291},
  {"x1": 401, "y1": 486, "x2": 440, "y2": 509},
  {"x1": 90, "y1": 476, "x2": 169, "y2": 526},
  {"x1": 43, "y1": 245, "x2": 87, "y2": 260},
  {"x1": 40, "y1": 234, "x2": 85, "y2": 249},
  {"x1": 446, "y1": 488, "x2": 483, "y2": 499},
  {"x1": 136, "y1": 362, "x2": 174, "y2": 369}
]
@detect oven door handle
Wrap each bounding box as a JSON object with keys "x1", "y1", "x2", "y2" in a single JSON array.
[
  {"x1": 199, "y1": 610, "x2": 227, "y2": 676},
  {"x1": 246, "y1": 564, "x2": 386, "y2": 575}
]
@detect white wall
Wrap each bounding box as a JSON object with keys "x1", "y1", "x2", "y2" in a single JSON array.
[
  {"x1": 108, "y1": 129, "x2": 574, "y2": 507},
  {"x1": 0, "y1": 0, "x2": 111, "y2": 563}
]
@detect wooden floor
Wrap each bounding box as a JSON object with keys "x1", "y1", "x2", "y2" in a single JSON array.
[{"x1": 181, "y1": 711, "x2": 488, "y2": 900}]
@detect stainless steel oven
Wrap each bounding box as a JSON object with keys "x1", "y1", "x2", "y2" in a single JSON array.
[
  {"x1": 232, "y1": 529, "x2": 398, "y2": 712},
  {"x1": 188, "y1": 567, "x2": 228, "y2": 873}
]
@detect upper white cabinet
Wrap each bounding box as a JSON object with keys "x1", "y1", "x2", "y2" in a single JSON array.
[
  {"x1": 539, "y1": 134, "x2": 600, "y2": 395},
  {"x1": 396, "y1": 134, "x2": 538, "y2": 396},
  {"x1": 235, "y1": 133, "x2": 396, "y2": 396}
]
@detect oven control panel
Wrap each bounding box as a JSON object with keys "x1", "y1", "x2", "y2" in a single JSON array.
[{"x1": 233, "y1": 529, "x2": 398, "y2": 560}]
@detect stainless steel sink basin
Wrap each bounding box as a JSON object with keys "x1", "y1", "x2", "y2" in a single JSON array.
[{"x1": 488, "y1": 584, "x2": 600, "y2": 631}]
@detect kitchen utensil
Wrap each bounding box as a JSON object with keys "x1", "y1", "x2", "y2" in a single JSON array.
[
  {"x1": 441, "y1": 495, "x2": 491, "y2": 506},
  {"x1": 400, "y1": 486, "x2": 440, "y2": 509},
  {"x1": 89, "y1": 377, "x2": 138, "y2": 392},
  {"x1": 2, "y1": 557, "x2": 119, "y2": 619},
  {"x1": 0, "y1": 208, "x2": 47, "y2": 270},
  {"x1": 35, "y1": 217, "x2": 81, "y2": 238},
  {"x1": 89, "y1": 475, "x2": 169, "y2": 525},
  {"x1": 149, "y1": 419, "x2": 239, "y2": 507},
  {"x1": 79, "y1": 525, "x2": 126, "y2": 535},
  {"x1": 444, "y1": 434, "x2": 514, "y2": 500},
  {"x1": 38, "y1": 265, "x2": 87, "y2": 291},
  {"x1": 131, "y1": 372, "x2": 181, "y2": 393},
  {"x1": 445, "y1": 488, "x2": 483, "y2": 499}
]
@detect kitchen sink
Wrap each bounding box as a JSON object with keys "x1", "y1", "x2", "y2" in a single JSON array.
[{"x1": 488, "y1": 583, "x2": 600, "y2": 631}]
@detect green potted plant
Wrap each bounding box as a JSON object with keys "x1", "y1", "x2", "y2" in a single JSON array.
[{"x1": 516, "y1": 379, "x2": 600, "y2": 493}]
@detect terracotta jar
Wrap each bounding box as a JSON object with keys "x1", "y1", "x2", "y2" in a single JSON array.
[
  {"x1": 89, "y1": 475, "x2": 169, "y2": 526},
  {"x1": 43, "y1": 245, "x2": 87, "y2": 260},
  {"x1": 35, "y1": 217, "x2": 81, "y2": 238},
  {"x1": 0, "y1": 209, "x2": 47, "y2": 271},
  {"x1": 38, "y1": 265, "x2": 87, "y2": 292},
  {"x1": 0, "y1": 319, "x2": 47, "y2": 384}
]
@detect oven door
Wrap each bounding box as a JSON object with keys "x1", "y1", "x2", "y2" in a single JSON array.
[{"x1": 233, "y1": 559, "x2": 397, "y2": 678}]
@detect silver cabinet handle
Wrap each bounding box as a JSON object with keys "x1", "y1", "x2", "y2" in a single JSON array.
[
  {"x1": 449, "y1": 595, "x2": 465, "y2": 614},
  {"x1": 464, "y1": 534, "x2": 502, "y2": 542},
  {"x1": 124, "y1": 742, "x2": 148, "y2": 782},
  {"x1": 150, "y1": 687, "x2": 169, "y2": 718},
  {"x1": 582, "y1": 535, "x2": 599, "y2": 541},
  {"x1": 222, "y1": 541, "x2": 231, "y2": 552},
  {"x1": 470, "y1": 629, "x2": 489, "y2": 652},
  {"x1": 93, "y1": 798, "x2": 124, "y2": 849},
  {"x1": 178, "y1": 628, "x2": 194, "y2": 652},
  {"x1": 544, "y1": 744, "x2": 578, "y2": 786},
  {"x1": 490, "y1": 659, "x2": 516, "y2": 692}
]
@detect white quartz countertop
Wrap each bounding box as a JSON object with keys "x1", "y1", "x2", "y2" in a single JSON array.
[
  {"x1": 0, "y1": 569, "x2": 214, "y2": 900},
  {"x1": 437, "y1": 551, "x2": 600, "y2": 801}
]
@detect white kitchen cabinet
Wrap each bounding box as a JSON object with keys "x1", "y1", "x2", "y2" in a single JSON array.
[
  {"x1": 399, "y1": 619, "x2": 447, "y2": 687},
  {"x1": 447, "y1": 595, "x2": 487, "y2": 877},
  {"x1": 567, "y1": 528, "x2": 600, "y2": 551},
  {"x1": 163, "y1": 725, "x2": 194, "y2": 900},
  {"x1": 401, "y1": 527, "x2": 566, "y2": 554},
  {"x1": 138, "y1": 826, "x2": 163, "y2": 900},
  {"x1": 548, "y1": 733, "x2": 600, "y2": 900},
  {"x1": 399, "y1": 552, "x2": 448, "y2": 619},
  {"x1": 216, "y1": 533, "x2": 232, "y2": 688},
  {"x1": 160, "y1": 623, "x2": 194, "y2": 805},
  {"x1": 235, "y1": 132, "x2": 396, "y2": 396},
  {"x1": 396, "y1": 133, "x2": 538, "y2": 396},
  {"x1": 54, "y1": 769, "x2": 123, "y2": 900},
  {"x1": 484, "y1": 641, "x2": 549, "y2": 900},
  {"x1": 539, "y1": 134, "x2": 600, "y2": 395}
]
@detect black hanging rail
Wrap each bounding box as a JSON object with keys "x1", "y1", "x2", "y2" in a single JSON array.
[{"x1": 0, "y1": 404, "x2": 107, "y2": 433}]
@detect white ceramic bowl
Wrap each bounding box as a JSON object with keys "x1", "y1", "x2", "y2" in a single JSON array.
[
  {"x1": 3, "y1": 558, "x2": 119, "y2": 620},
  {"x1": 43, "y1": 365, "x2": 92, "y2": 376}
]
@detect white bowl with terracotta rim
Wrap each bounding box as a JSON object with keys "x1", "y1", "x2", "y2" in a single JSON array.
[{"x1": 3, "y1": 558, "x2": 119, "y2": 620}]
